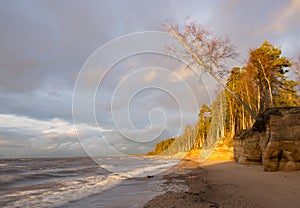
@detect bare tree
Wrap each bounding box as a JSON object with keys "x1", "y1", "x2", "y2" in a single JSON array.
[{"x1": 163, "y1": 20, "x2": 258, "y2": 120}]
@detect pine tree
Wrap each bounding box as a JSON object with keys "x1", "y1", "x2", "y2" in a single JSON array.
[
  {"x1": 246, "y1": 41, "x2": 292, "y2": 113},
  {"x1": 194, "y1": 104, "x2": 211, "y2": 149}
]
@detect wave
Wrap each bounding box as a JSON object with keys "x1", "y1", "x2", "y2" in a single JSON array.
[
  {"x1": 0, "y1": 157, "x2": 177, "y2": 207},
  {"x1": 1, "y1": 174, "x2": 126, "y2": 208},
  {"x1": 0, "y1": 166, "x2": 108, "y2": 190},
  {"x1": 119, "y1": 161, "x2": 178, "y2": 178}
]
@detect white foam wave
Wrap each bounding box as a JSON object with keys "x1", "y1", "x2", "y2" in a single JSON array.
[
  {"x1": 1, "y1": 158, "x2": 177, "y2": 208},
  {"x1": 120, "y1": 161, "x2": 178, "y2": 177},
  {"x1": 2, "y1": 174, "x2": 125, "y2": 208}
]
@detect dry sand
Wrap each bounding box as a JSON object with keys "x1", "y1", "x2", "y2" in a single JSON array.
[{"x1": 144, "y1": 158, "x2": 300, "y2": 208}]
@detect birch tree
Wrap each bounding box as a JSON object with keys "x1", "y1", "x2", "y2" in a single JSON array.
[{"x1": 163, "y1": 20, "x2": 258, "y2": 120}]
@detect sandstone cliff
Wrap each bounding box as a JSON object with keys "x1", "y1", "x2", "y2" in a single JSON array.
[{"x1": 234, "y1": 107, "x2": 300, "y2": 171}]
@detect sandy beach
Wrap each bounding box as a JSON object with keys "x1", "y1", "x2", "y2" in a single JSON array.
[{"x1": 144, "y1": 158, "x2": 300, "y2": 208}]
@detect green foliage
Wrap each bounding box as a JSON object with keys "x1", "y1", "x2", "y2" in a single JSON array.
[
  {"x1": 194, "y1": 104, "x2": 211, "y2": 149},
  {"x1": 273, "y1": 78, "x2": 298, "y2": 107},
  {"x1": 247, "y1": 40, "x2": 293, "y2": 113},
  {"x1": 147, "y1": 138, "x2": 175, "y2": 155},
  {"x1": 223, "y1": 41, "x2": 299, "y2": 143},
  {"x1": 148, "y1": 40, "x2": 299, "y2": 155}
]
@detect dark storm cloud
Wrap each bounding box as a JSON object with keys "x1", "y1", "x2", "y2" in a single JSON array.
[
  {"x1": 0, "y1": 0, "x2": 300, "y2": 157},
  {"x1": 1, "y1": 0, "x2": 299, "y2": 95},
  {"x1": 0, "y1": 0, "x2": 192, "y2": 121}
]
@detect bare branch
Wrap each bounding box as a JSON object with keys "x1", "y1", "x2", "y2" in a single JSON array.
[{"x1": 163, "y1": 20, "x2": 258, "y2": 120}]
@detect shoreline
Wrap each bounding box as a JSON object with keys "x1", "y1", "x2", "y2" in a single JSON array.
[{"x1": 144, "y1": 158, "x2": 300, "y2": 208}]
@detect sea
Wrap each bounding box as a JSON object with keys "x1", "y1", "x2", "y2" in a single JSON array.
[{"x1": 0, "y1": 156, "x2": 179, "y2": 208}]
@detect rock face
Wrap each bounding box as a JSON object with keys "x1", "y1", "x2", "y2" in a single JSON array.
[{"x1": 234, "y1": 107, "x2": 300, "y2": 171}]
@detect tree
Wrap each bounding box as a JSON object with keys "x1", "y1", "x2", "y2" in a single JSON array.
[
  {"x1": 246, "y1": 40, "x2": 292, "y2": 113},
  {"x1": 225, "y1": 67, "x2": 256, "y2": 140},
  {"x1": 194, "y1": 104, "x2": 211, "y2": 149},
  {"x1": 147, "y1": 138, "x2": 175, "y2": 155},
  {"x1": 163, "y1": 20, "x2": 258, "y2": 120},
  {"x1": 148, "y1": 38, "x2": 299, "y2": 155},
  {"x1": 225, "y1": 67, "x2": 241, "y2": 138},
  {"x1": 207, "y1": 91, "x2": 226, "y2": 147},
  {"x1": 273, "y1": 78, "x2": 298, "y2": 106},
  {"x1": 224, "y1": 42, "x2": 298, "y2": 140}
]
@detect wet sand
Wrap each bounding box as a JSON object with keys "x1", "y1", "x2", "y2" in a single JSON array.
[
  {"x1": 58, "y1": 176, "x2": 162, "y2": 208},
  {"x1": 144, "y1": 159, "x2": 300, "y2": 208}
]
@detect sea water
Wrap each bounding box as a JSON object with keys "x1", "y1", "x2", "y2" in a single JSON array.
[{"x1": 0, "y1": 157, "x2": 178, "y2": 208}]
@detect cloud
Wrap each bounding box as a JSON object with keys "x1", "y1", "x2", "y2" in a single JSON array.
[
  {"x1": 0, "y1": 113, "x2": 163, "y2": 157},
  {"x1": 265, "y1": 0, "x2": 300, "y2": 33},
  {"x1": 142, "y1": 69, "x2": 158, "y2": 82},
  {"x1": 1, "y1": 0, "x2": 300, "y2": 157},
  {"x1": 207, "y1": 0, "x2": 300, "y2": 58},
  {"x1": 0, "y1": 114, "x2": 97, "y2": 157},
  {"x1": 167, "y1": 65, "x2": 196, "y2": 82}
]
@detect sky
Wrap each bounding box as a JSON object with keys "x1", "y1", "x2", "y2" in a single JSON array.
[{"x1": 0, "y1": 0, "x2": 300, "y2": 158}]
